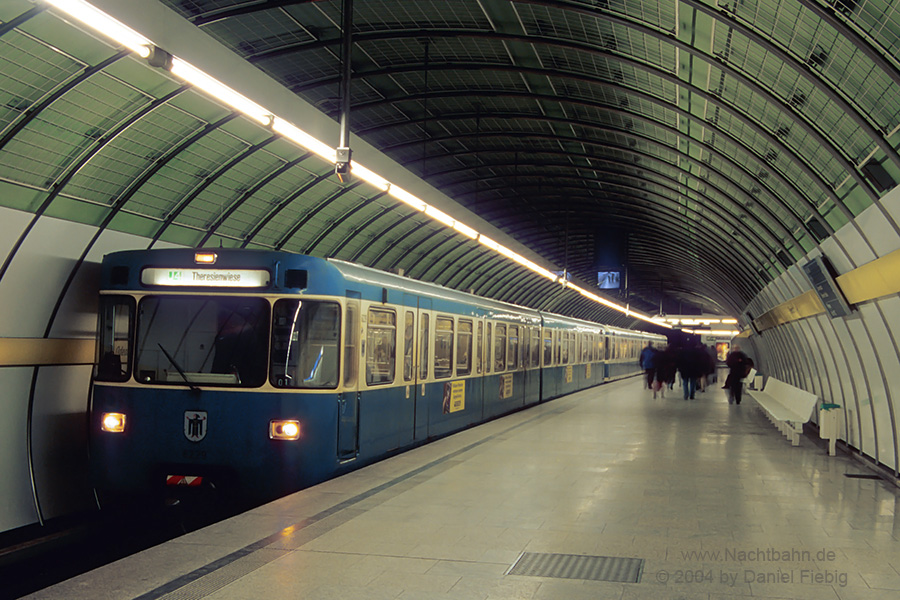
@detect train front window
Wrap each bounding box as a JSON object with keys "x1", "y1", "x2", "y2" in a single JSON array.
[
  {"x1": 96, "y1": 296, "x2": 134, "y2": 382},
  {"x1": 272, "y1": 299, "x2": 340, "y2": 389},
  {"x1": 135, "y1": 296, "x2": 269, "y2": 387}
]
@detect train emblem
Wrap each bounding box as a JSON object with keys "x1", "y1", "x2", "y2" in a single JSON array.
[{"x1": 184, "y1": 411, "x2": 208, "y2": 442}]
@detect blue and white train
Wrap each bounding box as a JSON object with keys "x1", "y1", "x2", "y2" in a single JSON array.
[{"x1": 90, "y1": 249, "x2": 666, "y2": 503}]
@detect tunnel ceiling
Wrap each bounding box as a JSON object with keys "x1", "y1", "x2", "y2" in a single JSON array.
[{"x1": 2, "y1": 0, "x2": 900, "y2": 328}]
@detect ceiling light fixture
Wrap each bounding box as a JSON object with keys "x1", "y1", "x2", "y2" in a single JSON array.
[{"x1": 44, "y1": 0, "x2": 152, "y2": 58}]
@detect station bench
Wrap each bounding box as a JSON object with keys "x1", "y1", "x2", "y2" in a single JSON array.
[{"x1": 746, "y1": 377, "x2": 818, "y2": 446}]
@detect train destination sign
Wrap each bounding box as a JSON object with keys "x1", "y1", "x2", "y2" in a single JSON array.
[{"x1": 141, "y1": 267, "x2": 270, "y2": 288}]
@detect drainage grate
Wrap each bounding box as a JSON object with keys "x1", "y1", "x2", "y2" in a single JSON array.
[
  {"x1": 844, "y1": 473, "x2": 882, "y2": 479},
  {"x1": 507, "y1": 552, "x2": 643, "y2": 583}
]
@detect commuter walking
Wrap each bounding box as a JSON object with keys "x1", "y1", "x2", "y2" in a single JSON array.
[
  {"x1": 725, "y1": 344, "x2": 752, "y2": 405},
  {"x1": 653, "y1": 344, "x2": 676, "y2": 399},
  {"x1": 677, "y1": 343, "x2": 704, "y2": 400},
  {"x1": 640, "y1": 342, "x2": 657, "y2": 390}
]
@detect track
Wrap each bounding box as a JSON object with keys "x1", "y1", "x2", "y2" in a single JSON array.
[{"x1": 0, "y1": 496, "x2": 251, "y2": 599}]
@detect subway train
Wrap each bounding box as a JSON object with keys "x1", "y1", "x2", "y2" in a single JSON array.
[{"x1": 90, "y1": 248, "x2": 666, "y2": 504}]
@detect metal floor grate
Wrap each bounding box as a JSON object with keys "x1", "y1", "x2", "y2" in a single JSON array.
[{"x1": 508, "y1": 552, "x2": 644, "y2": 583}]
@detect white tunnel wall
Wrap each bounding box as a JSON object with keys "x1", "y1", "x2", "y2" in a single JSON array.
[
  {"x1": 745, "y1": 188, "x2": 900, "y2": 473},
  {"x1": 0, "y1": 206, "x2": 181, "y2": 533}
]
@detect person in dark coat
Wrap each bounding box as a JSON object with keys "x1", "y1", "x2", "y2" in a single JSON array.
[
  {"x1": 677, "y1": 343, "x2": 705, "y2": 400},
  {"x1": 653, "y1": 344, "x2": 676, "y2": 399},
  {"x1": 697, "y1": 344, "x2": 716, "y2": 393},
  {"x1": 725, "y1": 344, "x2": 752, "y2": 405}
]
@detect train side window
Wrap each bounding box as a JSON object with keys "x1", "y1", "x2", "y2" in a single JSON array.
[
  {"x1": 476, "y1": 321, "x2": 483, "y2": 374},
  {"x1": 485, "y1": 322, "x2": 492, "y2": 374},
  {"x1": 494, "y1": 323, "x2": 507, "y2": 372},
  {"x1": 419, "y1": 313, "x2": 429, "y2": 380},
  {"x1": 96, "y1": 295, "x2": 134, "y2": 382},
  {"x1": 543, "y1": 329, "x2": 552, "y2": 366},
  {"x1": 343, "y1": 302, "x2": 358, "y2": 388},
  {"x1": 555, "y1": 330, "x2": 561, "y2": 364},
  {"x1": 507, "y1": 325, "x2": 519, "y2": 370},
  {"x1": 434, "y1": 316, "x2": 454, "y2": 379},
  {"x1": 271, "y1": 299, "x2": 341, "y2": 389},
  {"x1": 457, "y1": 319, "x2": 473, "y2": 376},
  {"x1": 531, "y1": 326, "x2": 541, "y2": 367},
  {"x1": 561, "y1": 331, "x2": 569, "y2": 365},
  {"x1": 522, "y1": 327, "x2": 530, "y2": 369},
  {"x1": 366, "y1": 307, "x2": 396, "y2": 386},
  {"x1": 569, "y1": 333, "x2": 577, "y2": 365},
  {"x1": 403, "y1": 311, "x2": 415, "y2": 382}
]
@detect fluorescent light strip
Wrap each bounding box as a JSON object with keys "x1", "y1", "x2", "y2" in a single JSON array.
[
  {"x1": 424, "y1": 205, "x2": 455, "y2": 228},
  {"x1": 350, "y1": 163, "x2": 390, "y2": 191},
  {"x1": 54, "y1": 0, "x2": 665, "y2": 328},
  {"x1": 271, "y1": 118, "x2": 335, "y2": 162},
  {"x1": 387, "y1": 185, "x2": 427, "y2": 211},
  {"x1": 45, "y1": 0, "x2": 152, "y2": 57},
  {"x1": 452, "y1": 221, "x2": 478, "y2": 240},
  {"x1": 170, "y1": 58, "x2": 272, "y2": 125}
]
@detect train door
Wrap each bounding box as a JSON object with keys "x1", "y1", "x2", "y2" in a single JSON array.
[
  {"x1": 523, "y1": 325, "x2": 540, "y2": 405},
  {"x1": 337, "y1": 296, "x2": 360, "y2": 461},
  {"x1": 410, "y1": 295, "x2": 431, "y2": 440}
]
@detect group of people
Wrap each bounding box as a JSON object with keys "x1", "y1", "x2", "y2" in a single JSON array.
[
  {"x1": 640, "y1": 341, "x2": 753, "y2": 403},
  {"x1": 639, "y1": 341, "x2": 717, "y2": 400}
]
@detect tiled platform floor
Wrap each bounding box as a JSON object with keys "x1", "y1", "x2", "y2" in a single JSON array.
[{"x1": 26, "y1": 376, "x2": 900, "y2": 599}]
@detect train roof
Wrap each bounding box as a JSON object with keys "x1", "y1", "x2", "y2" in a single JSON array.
[{"x1": 100, "y1": 248, "x2": 663, "y2": 337}]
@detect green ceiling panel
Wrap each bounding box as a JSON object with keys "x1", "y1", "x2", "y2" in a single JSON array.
[{"x1": 2, "y1": 0, "x2": 899, "y2": 321}]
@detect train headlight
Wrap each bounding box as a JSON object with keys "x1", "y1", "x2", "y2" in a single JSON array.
[
  {"x1": 269, "y1": 420, "x2": 301, "y2": 440},
  {"x1": 101, "y1": 412, "x2": 126, "y2": 433}
]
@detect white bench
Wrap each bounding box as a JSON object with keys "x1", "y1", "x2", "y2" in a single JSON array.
[{"x1": 746, "y1": 377, "x2": 818, "y2": 446}]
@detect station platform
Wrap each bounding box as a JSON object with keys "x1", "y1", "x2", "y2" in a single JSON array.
[{"x1": 24, "y1": 376, "x2": 900, "y2": 600}]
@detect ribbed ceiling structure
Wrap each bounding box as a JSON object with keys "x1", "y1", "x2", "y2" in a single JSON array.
[{"x1": 3, "y1": 0, "x2": 900, "y2": 328}]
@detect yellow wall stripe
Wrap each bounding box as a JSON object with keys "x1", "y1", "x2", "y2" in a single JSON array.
[
  {"x1": 0, "y1": 338, "x2": 96, "y2": 367},
  {"x1": 835, "y1": 247, "x2": 900, "y2": 305},
  {"x1": 751, "y1": 248, "x2": 900, "y2": 333},
  {"x1": 754, "y1": 290, "x2": 825, "y2": 332}
]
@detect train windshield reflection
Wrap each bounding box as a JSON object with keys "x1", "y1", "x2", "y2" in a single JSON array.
[{"x1": 135, "y1": 296, "x2": 270, "y2": 387}]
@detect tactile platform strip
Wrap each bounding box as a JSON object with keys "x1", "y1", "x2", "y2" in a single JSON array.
[{"x1": 508, "y1": 552, "x2": 644, "y2": 583}]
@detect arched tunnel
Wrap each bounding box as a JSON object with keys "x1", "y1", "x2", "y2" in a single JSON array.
[{"x1": 1, "y1": 0, "x2": 899, "y2": 540}]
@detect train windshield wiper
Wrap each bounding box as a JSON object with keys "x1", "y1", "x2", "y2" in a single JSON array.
[{"x1": 157, "y1": 343, "x2": 200, "y2": 392}]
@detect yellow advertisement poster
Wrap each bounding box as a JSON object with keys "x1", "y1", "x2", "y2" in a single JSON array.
[
  {"x1": 565, "y1": 365, "x2": 573, "y2": 383},
  {"x1": 499, "y1": 373, "x2": 513, "y2": 399},
  {"x1": 585, "y1": 363, "x2": 591, "y2": 379},
  {"x1": 442, "y1": 380, "x2": 465, "y2": 414}
]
